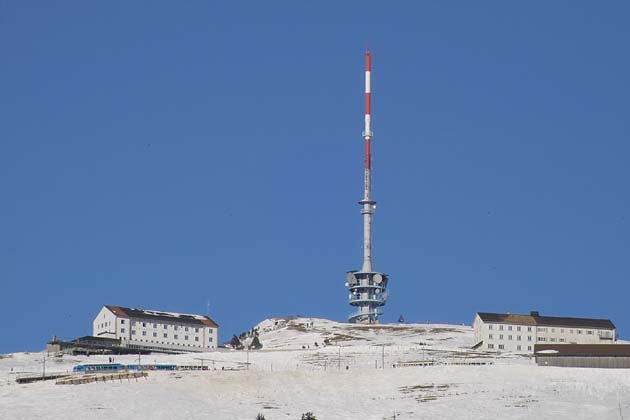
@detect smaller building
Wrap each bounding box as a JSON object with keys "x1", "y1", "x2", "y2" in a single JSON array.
[
  {"x1": 473, "y1": 311, "x2": 616, "y2": 354},
  {"x1": 93, "y1": 305, "x2": 219, "y2": 353},
  {"x1": 535, "y1": 344, "x2": 630, "y2": 368}
]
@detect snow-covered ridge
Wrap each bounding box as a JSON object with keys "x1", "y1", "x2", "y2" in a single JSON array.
[{"x1": 238, "y1": 317, "x2": 473, "y2": 350}]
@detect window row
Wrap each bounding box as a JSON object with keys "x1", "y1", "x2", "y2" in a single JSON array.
[
  {"x1": 132, "y1": 340, "x2": 210, "y2": 347},
  {"x1": 490, "y1": 324, "x2": 607, "y2": 336},
  {"x1": 119, "y1": 319, "x2": 214, "y2": 333},
  {"x1": 488, "y1": 324, "x2": 532, "y2": 332},
  {"x1": 489, "y1": 334, "x2": 532, "y2": 341},
  {"x1": 537, "y1": 327, "x2": 595, "y2": 335},
  {"x1": 487, "y1": 343, "x2": 532, "y2": 351},
  {"x1": 132, "y1": 322, "x2": 201, "y2": 332},
  {"x1": 129, "y1": 330, "x2": 213, "y2": 342}
]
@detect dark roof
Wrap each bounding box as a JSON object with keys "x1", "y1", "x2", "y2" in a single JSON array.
[
  {"x1": 105, "y1": 305, "x2": 219, "y2": 328},
  {"x1": 477, "y1": 312, "x2": 614, "y2": 330},
  {"x1": 477, "y1": 313, "x2": 536, "y2": 326},
  {"x1": 48, "y1": 335, "x2": 120, "y2": 345},
  {"x1": 535, "y1": 344, "x2": 630, "y2": 357},
  {"x1": 535, "y1": 315, "x2": 614, "y2": 330}
]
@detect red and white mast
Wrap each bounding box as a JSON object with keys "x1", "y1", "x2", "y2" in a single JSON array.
[
  {"x1": 346, "y1": 49, "x2": 389, "y2": 324},
  {"x1": 360, "y1": 50, "x2": 375, "y2": 273}
]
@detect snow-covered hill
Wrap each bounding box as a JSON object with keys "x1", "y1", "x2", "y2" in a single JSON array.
[
  {"x1": 2, "y1": 318, "x2": 630, "y2": 420},
  {"x1": 249, "y1": 317, "x2": 473, "y2": 350}
]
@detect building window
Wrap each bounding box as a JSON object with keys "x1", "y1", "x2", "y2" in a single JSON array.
[
  {"x1": 209, "y1": 337, "x2": 213, "y2": 342},
  {"x1": 185, "y1": 336, "x2": 189, "y2": 341},
  {"x1": 537, "y1": 327, "x2": 547, "y2": 332},
  {"x1": 488, "y1": 334, "x2": 493, "y2": 339},
  {"x1": 587, "y1": 330, "x2": 593, "y2": 335},
  {"x1": 153, "y1": 332, "x2": 157, "y2": 337},
  {"x1": 164, "y1": 325, "x2": 168, "y2": 329},
  {"x1": 174, "y1": 326, "x2": 179, "y2": 331},
  {"x1": 121, "y1": 328, "x2": 125, "y2": 333},
  {"x1": 527, "y1": 346, "x2": 532, "y2": 351},
  {"x1": 517, "y1": 345, "x2": 521, "y2": 351},
  {"x1": 195, "y1": 328, "x2": 199, "y2": 333},
  {"x1": 488, "y1": 324, "x2": 493, "y2": 330},
  {"x1": 528, "y1": 336, "x2": 532, "y2": 341},
  {"x1": 539, "y1": 337, "x2": 546, "y2": 342},
  {"x1": 121, "y1": 319, "x2": 125, "y2": 324},
  {"x1": 174, "y1": 334, "x2": 178, "y2": 339},
  {"x1": 517, "y1": 336, "x2": 521, "y2": 341},
  {"x1": 498, "y1": 344, "x2": 504, "y2": 350},
  {"x1": 163, "y1": 333, "x2": 167, "y2": 338},
  {"x1": 578, "y1": 330, "x2": 583, "y2": 334},
  {"x1": 195, "y1": 337, "x2": 199, "y2": 342},
  {"x1": 488, "y1": 344, "x2": 494, "y2": 349},
  {"x1": 499, "y1": 325, "x2": 504, "y2": 331},
  {"x1": 142, "y1": 322, "x2": 146, "y2": 327},
  {"x1": 508, "y1": 335, "x2": 512, "y2": 340},
  {"x1": 508, "y1": 326, "x2": 512, "y2": 331},
  {"x1": 527, "y1": 327, "x2": 532, "y2": 332},
  {"x1": 142, "y1": 331, "x2": 146, "y2": 336},
  {"x1": 517, "y1": 326, "x2": 521, "y2": 332},
  {"x1": 185, "y1": 327, "x2": 189, "y2": 332},
  {"x1": 499, "y1": 334, "x2": 504, "y2": 340},
  {"x1": 559, "y1": 338, "x2": 565, "y2": 342}
]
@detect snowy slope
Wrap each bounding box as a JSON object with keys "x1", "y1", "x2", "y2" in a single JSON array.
[
  {"x1": 251, "y1": 317, "x2": 473, "y2": 350},
  {"x1": 2, "y1": 318, "x2": 630, "y2": 420}
]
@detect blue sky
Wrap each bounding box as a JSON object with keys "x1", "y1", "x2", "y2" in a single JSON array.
[{"x1": 1, "y1": 2, "x2": 629, "y2": 353}]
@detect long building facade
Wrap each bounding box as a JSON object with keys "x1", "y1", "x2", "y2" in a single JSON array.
[
  {"x1": 534, "y1": 344, "x2": 630, "y2": 368},
  {"x1": 93, "y1": 305, "x2": 219, "y2": 353},
  {"x1": 473, "y1": 311, "x2": 615, "y2": 354}
]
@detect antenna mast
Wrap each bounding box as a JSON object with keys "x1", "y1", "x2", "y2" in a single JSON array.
[{"x1": 345, "y1": 50, "x2": 389, "y2": 324}]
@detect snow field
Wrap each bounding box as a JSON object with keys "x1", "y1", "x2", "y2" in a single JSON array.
[{"x1": 1, "y1": 318, "x2": 629, "y2": 420}]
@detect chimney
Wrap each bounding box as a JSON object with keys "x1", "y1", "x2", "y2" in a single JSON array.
[{"x1": 530, "y1": 311, "x2": 540, "y2": 317}]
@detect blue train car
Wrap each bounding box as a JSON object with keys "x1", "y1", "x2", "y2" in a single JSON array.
[
  {"x1": 73, "y1": 363, "x2": 125, "y2": 373},
  {"x1": 126, "y1": 364, "x2": 177, "y2": 371}
]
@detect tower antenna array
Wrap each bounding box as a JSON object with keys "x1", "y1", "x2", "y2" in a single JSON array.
[{"x1": 345, "y1": 50, "x2": 389, "y2": 324}]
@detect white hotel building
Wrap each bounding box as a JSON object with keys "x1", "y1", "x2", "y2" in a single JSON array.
[
  {"x1": 93, "y1": 305, "x2": 219, "y2": 353},
  {"x1": 473, "y1": 311, "x2": 616, "y2": 354}
]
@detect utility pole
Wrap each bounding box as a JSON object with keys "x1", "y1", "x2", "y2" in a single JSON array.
[
  {"x1": 338, "y1": 346, "x2": 341, "y2": 370},
  {"x1": 382, "y1": 344, "x2": 385, "y2": 369}
]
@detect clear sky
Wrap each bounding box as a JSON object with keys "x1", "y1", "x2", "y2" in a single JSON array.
[{"x1": 1, "y1": 2, "x2": 629, "y2": 353}]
